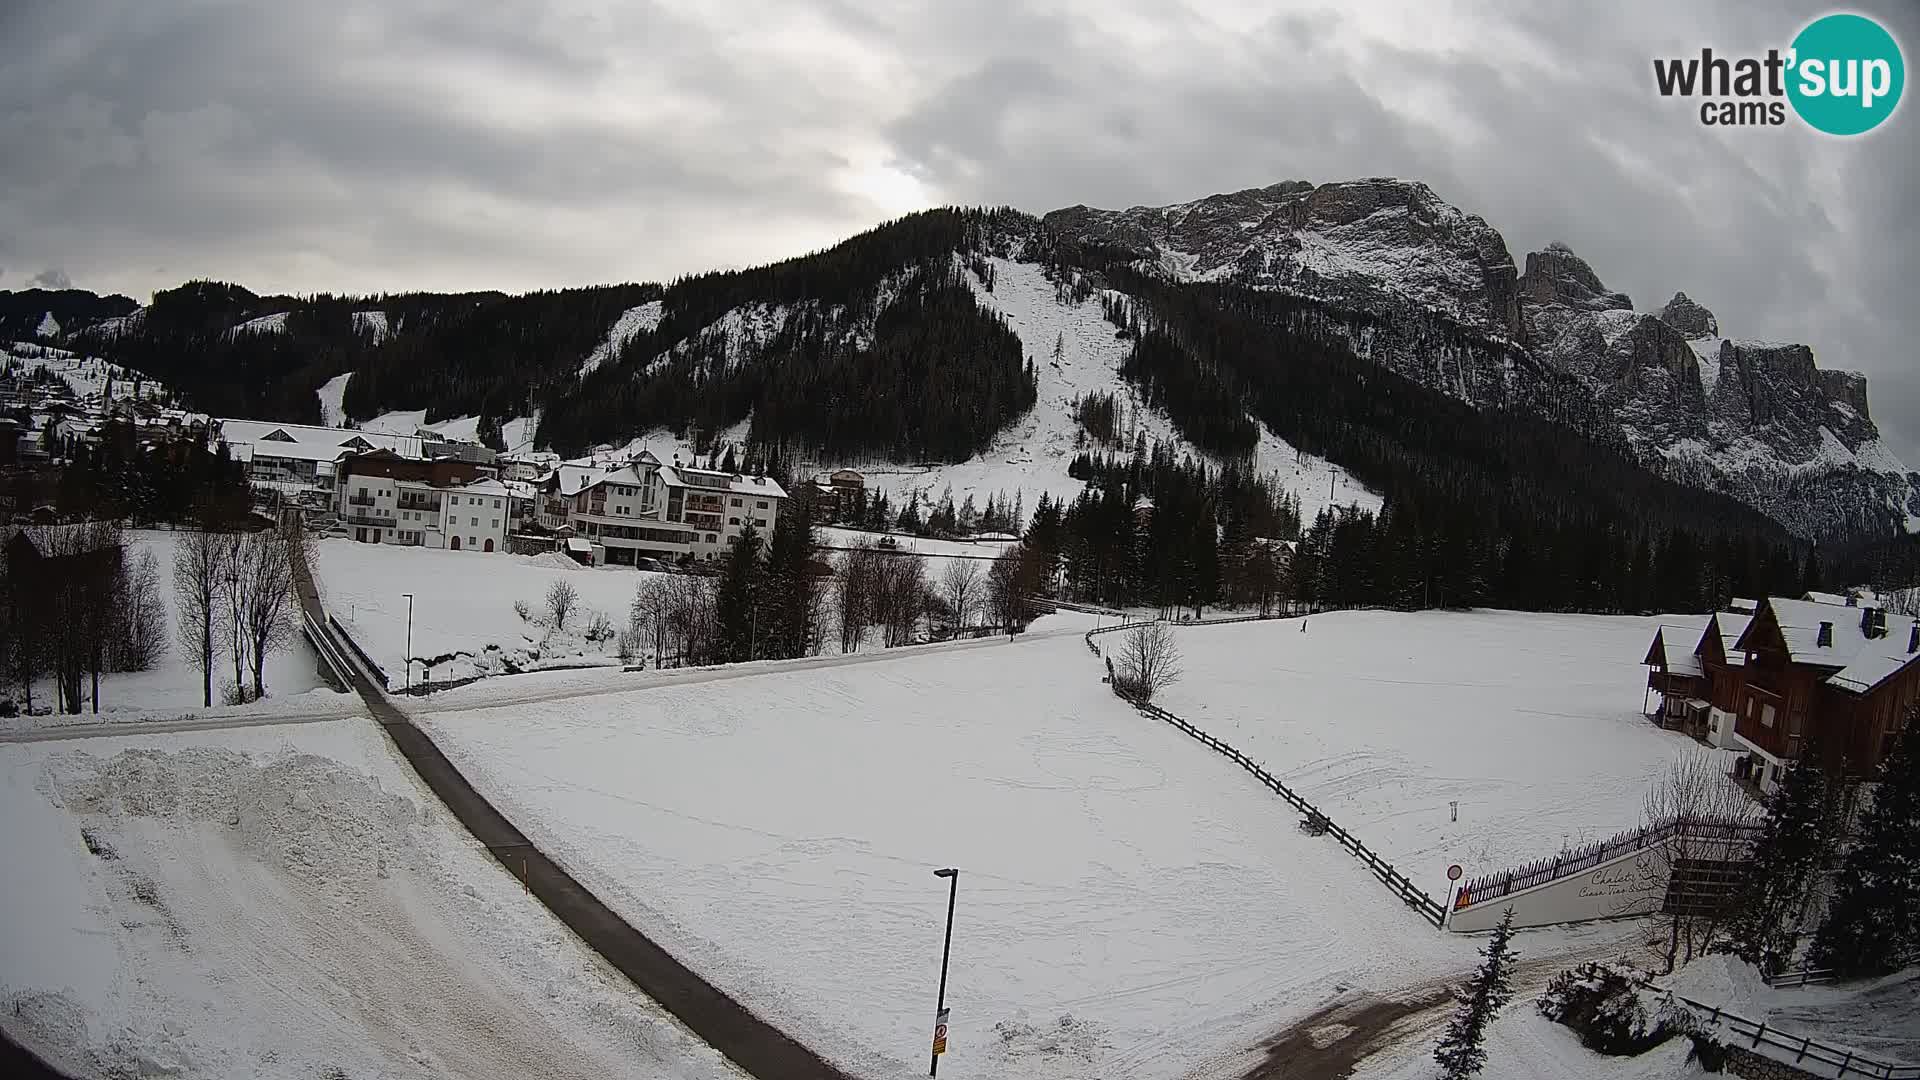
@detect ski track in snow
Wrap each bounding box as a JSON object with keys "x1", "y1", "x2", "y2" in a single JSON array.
[{"x1": 316, "y1": 371, "x2": 352, "y2": 428}]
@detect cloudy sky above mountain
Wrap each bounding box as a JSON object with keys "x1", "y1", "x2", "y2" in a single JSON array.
[{"x1": 3, "y1": 0, "x2": 1916, "y2": 458}]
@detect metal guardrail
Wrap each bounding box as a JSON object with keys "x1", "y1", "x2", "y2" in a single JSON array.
[
  {"x1": 1085, "y1": 619, "x2": 1448, "y2": 928},
  {"x1": 1677, "y1": 995, "x2": 1920, "y2": 1079},
  {"x1": 299, "y1": 606, "x2": 357, "y2": 692},
  {"x1": 328, "y1": 614, "x2": 390, "y2": 691}
]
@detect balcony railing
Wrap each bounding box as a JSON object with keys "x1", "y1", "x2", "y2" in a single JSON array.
[
  {"x1": 347, "y1": 494, "x2": 378, "y2": 507},
  {"x1": 344, "y1": 512, "x2": 394, "y2": 527}
]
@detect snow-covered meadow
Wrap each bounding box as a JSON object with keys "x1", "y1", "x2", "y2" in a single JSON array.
[
  {"x1": 415, "y1": 622, "x2": 1489, "y2": 1080},
  {"x1": 310, "y1": 538, "x2": 670, "y2": 683},
  {"x1": 1154, "y1": 610, "x2": 1718, "y2": 885},
  {"x1": 0, "y1": 718, "x2": 740, "y2": 1079}
]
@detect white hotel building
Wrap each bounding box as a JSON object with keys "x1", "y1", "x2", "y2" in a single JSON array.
[{"x1": 537, "y1": 451, "x2": 786, "y2": 564}]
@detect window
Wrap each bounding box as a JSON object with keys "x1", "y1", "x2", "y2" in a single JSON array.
[
  {"x1": 470, "y1": 516, "x2": 479, "y2": 527},
  {"x1": 755, "y1": 518, "x2": 767, "y2": 529},
  {"x1": 757, "y1": 500, "x2": 767, "y2": 509},
  {"x1": 490, "y1": 519, "x2": 499, "y2": 528},
  {"x1": 1761, "y1": 704, "x2": 1776, "y2": 729},
  {"x1": 450, "y1": 496, "x2": 459, "y2": 505},
  {"x1": 493, "y1": 499, "x2": 501, "y2": 509},
  {"x1": 705, "y1": 534, "x2": 716, "y2": 544},
  {"x1": 731, "y1": 497, "x2": 742, "y2": 507},
  {"x1": 729, "y1": 517, "x2": 739, "y2": 526},
  {"x1": 469, "y1": 537, "x2": 477, "y2": 547}
]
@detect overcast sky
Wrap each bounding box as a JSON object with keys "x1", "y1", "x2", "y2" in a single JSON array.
[{"x1": 3, "y1": 0, "x2": 1915, "y2": 459}]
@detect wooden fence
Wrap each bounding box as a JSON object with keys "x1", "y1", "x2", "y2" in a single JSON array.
[
  {"x1": 1676, "y1": 995, "x2": 1920, "y2": 1079},
  {"x1": 1085, "y1": 621, "x2": 1448, "y2": 928},
  {"x1": 1456, "y1": 816, "x2": 1763, "y2": 912}
]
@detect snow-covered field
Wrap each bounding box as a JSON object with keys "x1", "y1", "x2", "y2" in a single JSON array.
[
  {"x1": 311, "y1": 538, "x2": 668, "y2": 683},
  {"x1": 13, "y1": 530, "x2": 329, "y2": 726},
  {"x1": 1155, "y1": 610, "x2": 1718, "y2": 884},
  {"x1": 0, "y1": 718, "x2": 739, "y2": 1080},
  {"x1": 416, "y1": 623, "x2": 1493, "y2": 1080}
]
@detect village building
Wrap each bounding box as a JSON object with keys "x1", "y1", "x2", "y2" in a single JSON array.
[
  {"x1": 528, "y1": 451, "x2": 787, "y2": 565},
  {"x1": 334, "y1": 450, "x2": 510, "y2": 552},
  {"x1": 215, "y1": 418, "x2": 496, "y2": 516},
  {"x1": 1645, "y1": 594, "x2": 1920, "y2": 795}
]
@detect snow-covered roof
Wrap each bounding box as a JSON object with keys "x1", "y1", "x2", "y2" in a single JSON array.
[
  {"x1": 1652, "y1": 625, "x2": 1704, "y2": 677},
  {"x1": 1728, "y1": 597, "x2": 1758, "y2": 614},
  {"x1": 218, "y1": 418, "x2": 424, "y2": 459},
  {"x1": 1742, "y1": 597, "x2": 1919, "y2": 696},
  {"x1": 545, "y1": 463, "x2": 604, "y2": 496},
  {"x1": 1803, "y1": 590, "x2": 1852, "y2": 607},
  {"x1": 1711, "y1": 612, "x2": 1753, "y2": 667},
  {"x1": 658, "y1": 465, "x2": 787, "y2": 499},
  {"x1": 458, "y1": 478, "x2": 510, "y2": 497},
  {"x1": 566, "y1": 537, "x2": 593, "y2": 553},
  {"x1": 241, "y1": 439, "x2": 352, "y2": 463}
]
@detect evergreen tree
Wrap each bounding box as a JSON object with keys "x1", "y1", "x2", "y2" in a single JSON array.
[
  {"x1": 1434, "y1": 908, "x2": 1518, "y2": 1080},
  {"x1": 761, "y1": 487, "x2": 820, "y2": 659},
  {"x1": 1811, "y1": 707, "x2": 1920, "y2": 976},
  {"x1": 1724, "y1": 733, "x2": 1839, "y2": 974},
  {"x1": 715, "y1": 523, "x2": 763, "y2": 663}
]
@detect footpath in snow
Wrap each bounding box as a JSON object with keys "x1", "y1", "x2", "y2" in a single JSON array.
[{"x1": 0, "y1": 718, "x2": 739, "y2": 1080}]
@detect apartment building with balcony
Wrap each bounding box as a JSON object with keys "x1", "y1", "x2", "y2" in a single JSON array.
[
  {"x1": 335, "y1": 450, "x2": 510, "y2": 551},
  {"x1": 533, "y1": 451, "x2": 786, "y2": 565}
]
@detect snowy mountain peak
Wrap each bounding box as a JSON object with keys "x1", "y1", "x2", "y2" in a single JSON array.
[
  {"x1": 1658, "y1": 292, "x2": 1718, "y2": 338},
  {"x1": 1519, "y1": 244, "x2": 1633, "y2": 312},
  {"x1": 1043, "y1": 177, "x2": 1525, "y2": 339}
]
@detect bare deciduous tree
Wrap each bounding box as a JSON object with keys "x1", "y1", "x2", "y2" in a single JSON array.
[
  {"x1": 27, "y1": 520, "x2": 124, "y2": 713},
  {"x1": 546, "y1": 578, "x2": 580, "y2": 629},
  {"x1": 874, "y1": 556, "x2": 929, "y2": 647},
  {"x1": 942, "y1": 559, "x2": 982, "y2": 630},
  {"x1": 114, "y1": 546, "x2": 168, "y2": 671},
  {"x1": 836, "y1": 544, "x2": 881, "y2": 653},
  {"x1": 1116, "y1": 621, "x2": 1182, "y2": 702},
  {"x1": 986, "y1": 546, "x2": 1042, "y2": 632},
  {"x1": 1639, "y1": 752, "x2": 1757, "y2": 974},
  {"x1": 238, "y1": 528, "x2": 296, "y2": 700},
  {"x1": 174, "y1": 527, "x2": 229, "y2": 708}
]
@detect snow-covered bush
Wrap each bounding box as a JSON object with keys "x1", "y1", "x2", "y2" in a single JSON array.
[
  {"x1": 1537, "y1": 961, "x2": 1696, "y2": 1056},
  {"x1": 513, "y1": 599, "x2": 530, "y2": 622},
  {"x1": 584, "y1": 610, "x2": 614, "y2": 643}
]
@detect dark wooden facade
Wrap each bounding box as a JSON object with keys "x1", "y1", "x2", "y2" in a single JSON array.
[{"x1": 1732, "y1": 599, "x2": 1918, "y2": 777}]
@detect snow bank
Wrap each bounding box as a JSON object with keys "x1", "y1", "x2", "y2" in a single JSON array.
[
  {"x1": 419, "y1": 631, "x2": 1472, "y2": 1080},
  {"x1": 1156, "y1": 610, "x2": 1717, "y2": 881},
  {"x1": 0, "y1": 720, "x2": 739, "y2": 1079}
]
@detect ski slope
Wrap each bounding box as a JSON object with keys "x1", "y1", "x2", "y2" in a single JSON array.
[
  {"x1": 315, "y1": 371, "x2": 351, "y2": 427},
  {"x1": 0, "y1": 719, "x2": 739, "y2": 1080},
  {"x1": 816, "y1": 257, "x2": 1377, "y2": 524},
  {"x1": 417, "y1": 625, "x2": 1476, "y2": 1080},
  {"x1": 1155, "y1": 610, "x2": 1722, "y2": 882}
]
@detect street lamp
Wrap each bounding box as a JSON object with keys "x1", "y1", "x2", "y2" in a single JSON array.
[
  {"x1": 401, "y1": 592, "x2": 414, "y2": 690},
  {"x1": 930, "y1": 867, "x2": 958, "y2": 1077}
]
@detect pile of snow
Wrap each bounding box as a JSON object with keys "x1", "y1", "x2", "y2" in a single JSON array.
[
  {"x1": 1155, "y1": 610, "x2": 1719, "y2": 879},
  {"x1": 417, "y1": 627, "x2": 1475, "y2": 1080},
  {"x1": 0, "y1": 720, "x2": 739, "y2": 1079},
  {"x1": 311, "y1": 539, "x2": 667, "y2": 682}
]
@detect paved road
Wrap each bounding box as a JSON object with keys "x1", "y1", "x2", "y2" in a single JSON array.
[{"x1": 289, "y1": 539, "x2": 859, "y2": 1080}]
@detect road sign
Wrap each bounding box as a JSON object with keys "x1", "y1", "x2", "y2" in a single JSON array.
[
  {"x1": 1447, "y1": 864, "x2": 1463, "y2": 882},
  {"x1": 932, "y1": 1008, "x2": 950, "y2": 1056}
]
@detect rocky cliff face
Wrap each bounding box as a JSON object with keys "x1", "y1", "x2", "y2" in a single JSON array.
[{"x1": 1045, "y1": 179, "x2": 1915, "y2": 541}]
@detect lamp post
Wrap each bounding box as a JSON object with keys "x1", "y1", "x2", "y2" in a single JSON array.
[
  {"x1": 401, "y1": 592, "x2": 414, "y2": 690},
  {"x1": 930, "y1": 867, "x2": 958, "y2": 1076}
]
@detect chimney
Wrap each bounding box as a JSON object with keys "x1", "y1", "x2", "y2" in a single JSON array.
[
  {"x1": 1861, "y1": 606, "x2": 1886, "y2": 639},
  {"x1": 1816, "y1": 621, "x2": 1833, "y2": 647}
]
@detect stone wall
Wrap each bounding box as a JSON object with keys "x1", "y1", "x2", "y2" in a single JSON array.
[{"x1": 1725, "y1": 1045, "x2": 1822, "y2": 1080}]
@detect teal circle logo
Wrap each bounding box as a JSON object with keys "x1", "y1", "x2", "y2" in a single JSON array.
[{"x1": 1787, "y1": 13, "x2": 1904, "y2": 135}]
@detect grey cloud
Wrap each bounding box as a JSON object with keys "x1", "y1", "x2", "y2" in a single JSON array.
[
  {"x1": 28, "y1": 268, "x2": 73, "y2": 289},
  {"x1": 3, "y1": 0, "x2": 1915, "y2": 463}
]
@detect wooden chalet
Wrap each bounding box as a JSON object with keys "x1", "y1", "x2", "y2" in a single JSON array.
[{"x1": 1725, "y1": 597, "x2": 1920, "y2": 792}]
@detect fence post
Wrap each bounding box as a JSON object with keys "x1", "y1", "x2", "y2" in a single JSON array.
[{"x1": 1752, "y1": 1022, "x2": 1765, "y2": 1048}]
